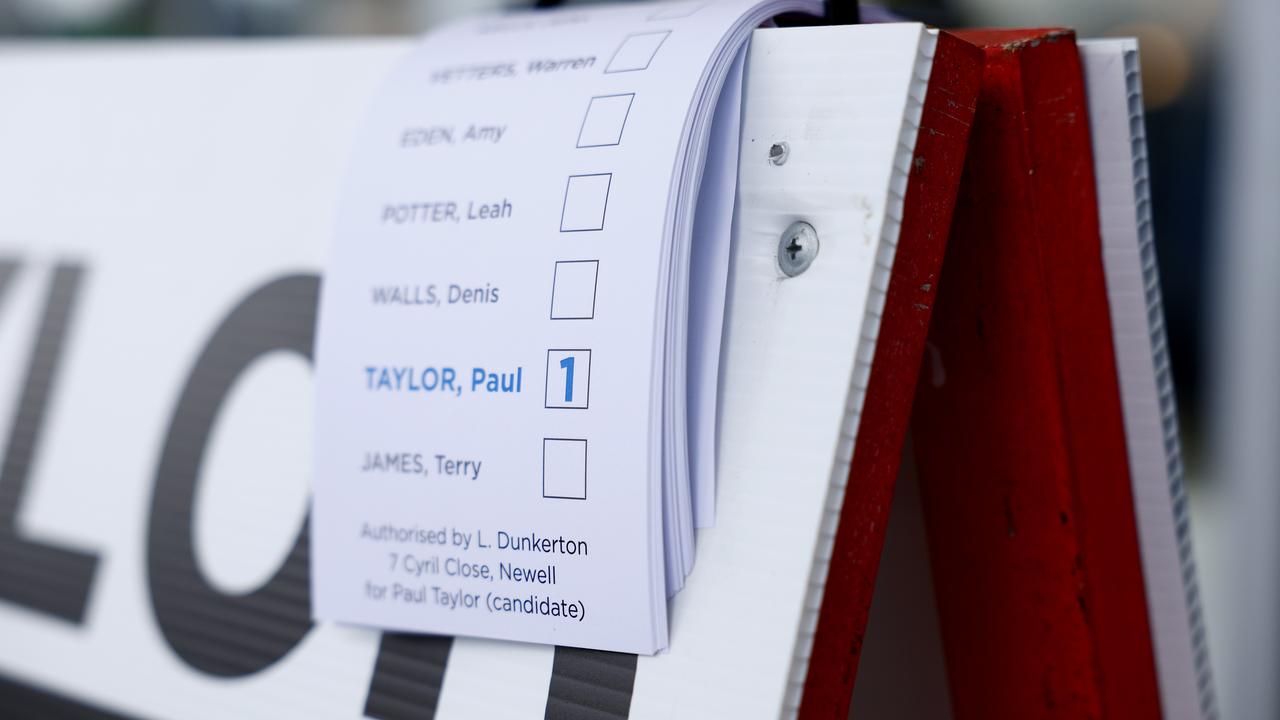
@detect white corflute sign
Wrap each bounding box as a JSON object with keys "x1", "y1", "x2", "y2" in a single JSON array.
[
  {"x1": 1081, "y1": 38, "x2": 1217, "y2": 720},
  {"x1": 0, "y1": 17, "x2": 938, "y2": 720}
]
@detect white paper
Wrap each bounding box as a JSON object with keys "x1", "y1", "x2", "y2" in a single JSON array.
[
  {"x1": 688, "y1": 44, "x2": 745, "y2": 530},
  {"x1": 312, "y1": 0, "x2": 812, "y2": 655}
]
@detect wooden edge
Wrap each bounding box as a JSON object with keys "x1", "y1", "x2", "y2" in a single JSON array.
[{"x1": 912, "y1": 27, "x2": 1163, "y2": 719}]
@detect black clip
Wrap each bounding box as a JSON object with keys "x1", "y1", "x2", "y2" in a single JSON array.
[{"x1": 824, "y1": 0, "x2": 859, "y2": 25}]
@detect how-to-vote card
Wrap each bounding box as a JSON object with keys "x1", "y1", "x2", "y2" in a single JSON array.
[{"x1": 311, "y1": 0, "x2": 815, "y2": 654}]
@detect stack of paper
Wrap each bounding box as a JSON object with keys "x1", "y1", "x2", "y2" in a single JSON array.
[{"x1": 312, "y1": 0, "x2": 817, "y2": 654}]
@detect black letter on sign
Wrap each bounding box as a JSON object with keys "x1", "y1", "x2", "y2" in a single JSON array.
[
  {"x1": 364, "y1": 633, "x2": 454, "y2": 720},
  {"x1": 0, "y1": 262, "x2": 100, "y2": 623},
  {"x1": 147, "y1": 274, "x2": 317, "y2": 676},
  {"x1": 545, "y1": 646, "x2": 637, "y2": 719}
]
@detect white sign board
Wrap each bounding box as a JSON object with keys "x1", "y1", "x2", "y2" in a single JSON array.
[{"x1": 0, "y1": 23, "x2": 936, "y2": 718}]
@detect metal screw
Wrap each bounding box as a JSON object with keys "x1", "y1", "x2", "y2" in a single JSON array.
[
  {"x1": 768, "y1": 141, "x2": 790, "y2": 166},
  {"x1": 777, "y1": 221, "x2": 819, "y2": 277}
]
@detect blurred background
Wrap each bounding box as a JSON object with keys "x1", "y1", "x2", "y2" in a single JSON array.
[{"x1": 1, "y1": 0, "x2": 1274, "y2": 717}]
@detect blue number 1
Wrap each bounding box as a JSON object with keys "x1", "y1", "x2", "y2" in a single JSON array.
[{"x1": 559, "y1": 356, "x2": 575, "y2": 403}]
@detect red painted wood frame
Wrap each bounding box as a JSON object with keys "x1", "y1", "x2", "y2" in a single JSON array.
[{"x1": 910, "y1": 29, "x2": 1163, "y2": 719}]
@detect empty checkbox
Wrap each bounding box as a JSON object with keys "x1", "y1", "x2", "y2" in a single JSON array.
[
  {"x1": 550, "y1": 260, "x2": 599, "y2": 320},
  {"x1": 560, "y1": 173, "x2": 612, "y2": 232},
  {"x1": 543, "y1": 438, "x2": 587, "y2": 500},
  {"x1": 545, "y1": 349, "x2": 591, "y2": 409},
  {"x1": 605, "y1": 31, "x2": 671, "y2": 74},
  {"x1": 577, "y1": 94, "x2": 635, "y2": 148}
]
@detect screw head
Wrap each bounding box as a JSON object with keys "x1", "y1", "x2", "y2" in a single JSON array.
[
  {"x1": 777, "y1": 221, "x2": 819, "y2": 277},
  {"x1": 768, "y1": 141, "x2": 790, "y2": 166}
]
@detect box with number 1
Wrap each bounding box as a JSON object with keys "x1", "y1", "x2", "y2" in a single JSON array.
[{"x1": 544, "y1": 349, "x2": 591, "y2": 409}]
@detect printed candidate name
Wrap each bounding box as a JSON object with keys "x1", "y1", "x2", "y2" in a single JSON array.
[
  {"x1": 361, "y1": 452, "x2": 482, "y2": 480},
  {"x1": 364, "y1": 365, "x2": 523, "y2": 395},
  {"x1": 382, "y1": 199, "x2": 512, "y2": 225},
  {"x1": 401, "y1": 124, "x2": 507, "y2": 147},
  {"x1": 428, "y1": 56, "x2": 596, "y2": 84},
  {"x1": 370, "y1": 283, "x2": 499, "y2": 307}
]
